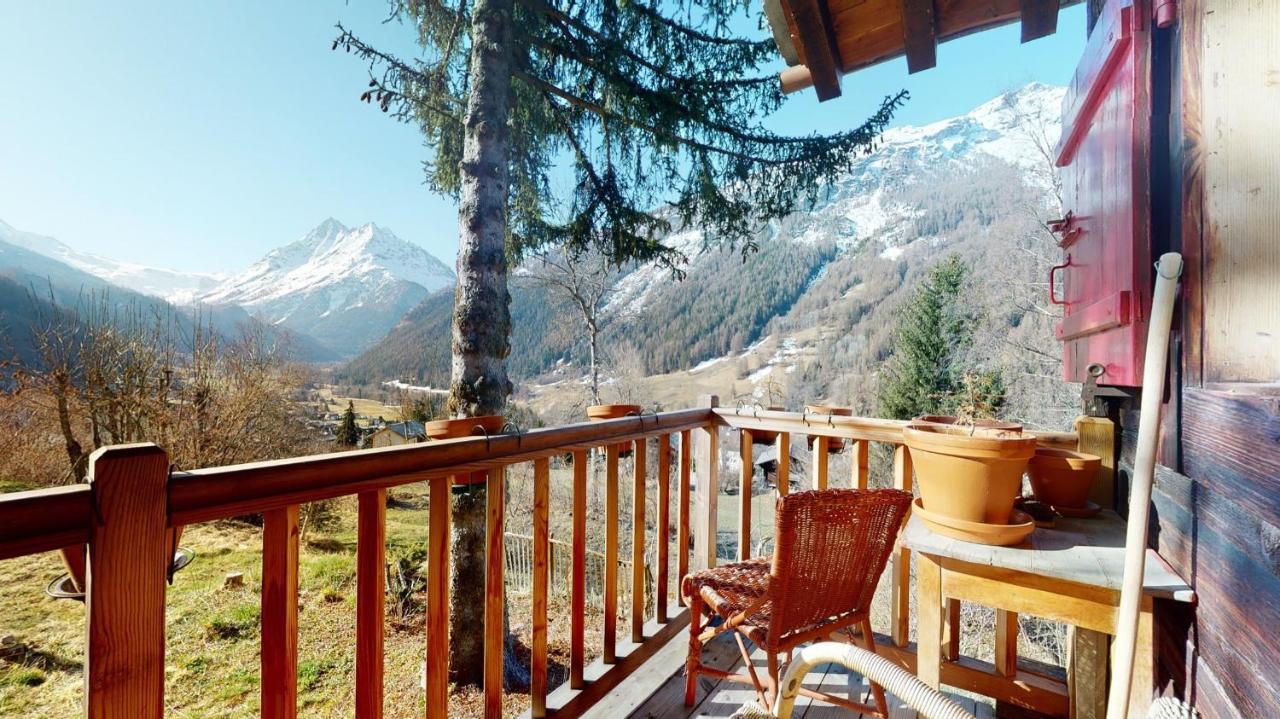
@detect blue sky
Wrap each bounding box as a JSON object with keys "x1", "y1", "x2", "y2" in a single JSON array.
[{"x1": 0, "y1": 2, "x2": 1085, "y2": 274}]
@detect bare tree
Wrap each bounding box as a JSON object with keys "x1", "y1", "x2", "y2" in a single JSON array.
[{"x1": 523, "y1": 247, "x2": 616, "y2": 404}]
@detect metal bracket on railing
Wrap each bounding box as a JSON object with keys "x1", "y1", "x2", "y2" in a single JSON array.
[
  {"x1": 472, "y1": 423, "x2": 495, "y2": 452},
  {"x1": 801, "y1": 408, "x2": 812, "y2": 428},
  {"x1": 499, "y1": 421, "x2": 526, "y2": 449}
]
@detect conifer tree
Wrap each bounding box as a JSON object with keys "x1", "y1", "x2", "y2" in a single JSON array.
[
  {"x1": 335, "y1": 400, "x2": 360, "y2": 446},
  {"x1": 336, "y1": 0, "x2": 905, "y2": 684},
  {"x1": 878, "y1": 255, "x2": 1003, "y2": 420}
]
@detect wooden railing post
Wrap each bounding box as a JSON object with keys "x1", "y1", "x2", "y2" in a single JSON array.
[
  {"x1": 484, "y1": 467, "x2": 506, "y2": 718},
  {"x1": 262, "y1": 504, "x2": 300, "y2": 719},
  {"x1": 356, "y1": 490, "x2": 386, "y2": 719},
  {"x1": 426, "y1": 477, "x2": 451, "y2": 714},
  {"x1": 692, "y1": 395, "x2": 719, "y2": 572},
  {"x1": 813, "y1": 436, "x2": 830, "y2": 490},
  {"x1": 738, "y1": 429, "x2": 753, "y2": 562},
  {"x1": 85, "y1": 443, "x2": 169, "y2": 719},
  {"x1": 604, "y1": 442, "x2": 620, "y2": 663},
  {"x1": 852, "y1": 440, "x2": 869, "y2": 490},
  {"x1": 531, "y1": 458, "x2": 550, "y2": 718},
  {"x1": 891, "y1": 444, "x2": 913, "y2": 647},
  {"x1": 677, "y1": 430, "x2": 692, "y2": 602},
  {"x1": 570, "y1": 449, "x2": 588, "y2": 688},
  {"x1": 631, "y1": 437, "x2": 648, "y2": 643},
  {"x1": 776, "y1": 432, "x2": 791, "y2": 496},
  {"x1": 656, "y1": 434, "x2": 671, "y2": 623}
]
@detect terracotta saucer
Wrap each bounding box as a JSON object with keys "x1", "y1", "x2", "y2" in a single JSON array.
[
  {"x1": 1049, "y1": 500, "x2": 1102, "y2": 518},
  {"x1": 912, "y1": 498, "x2": 1036, "y2": 547}
]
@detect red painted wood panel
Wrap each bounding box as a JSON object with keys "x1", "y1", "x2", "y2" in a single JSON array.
[{"x1": 1055, "y1": 0, "x2": 1152, "y2": 386}]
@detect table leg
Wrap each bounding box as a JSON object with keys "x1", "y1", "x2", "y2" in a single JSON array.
[
  {"x1": 1127, "y1": 606, "x2": 1154, "y2": 717},
  {"x1": 917, "y1": 553, "x2": 944, "y2": 694},
  {"x1": 944, "y1": 598, "x2": 962, "y2": 661},
  {"x1": 1069, "y1": 626, "x2": 1108, "y2": 719}
]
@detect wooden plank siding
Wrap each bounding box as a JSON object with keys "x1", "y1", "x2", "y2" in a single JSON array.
[{"x1": 1144, "y1": 0, "x2": 1280, "y2": 715}]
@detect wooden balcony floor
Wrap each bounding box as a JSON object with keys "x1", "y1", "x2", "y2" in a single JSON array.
[{"x1": 586, "y1": 629, "x2": 995, "y2": 719}]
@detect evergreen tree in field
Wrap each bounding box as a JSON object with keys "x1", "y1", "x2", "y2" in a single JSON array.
[
  {"x1": 335, "y1": 0, "x2": 905, "y2": 685},
  {"x1": 335, "y1": 401, "x2": 360, "y2": 446},
  {"x1": 878, "y1": 255, "x2": 1003, "y2": 420}
]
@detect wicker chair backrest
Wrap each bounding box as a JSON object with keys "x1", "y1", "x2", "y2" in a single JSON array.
[{"x1": 767, "y1": 488, "x2": 913, "y2": 644}]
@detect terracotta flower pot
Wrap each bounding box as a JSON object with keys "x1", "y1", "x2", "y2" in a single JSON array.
[
  {"x1": 744, "y1": 405, "x2": 786, "y2": 443},
  {"x1": 911, "y1": 415, "x2": 1023, "y2": 434},
  {"x1": 587, "y1": 404, "x2": 642, "y2": 456},
  {"x1": 1027, "y1": 447, "x2": 1100, "y2": 509},
  {"x1": 425, "y1": 415, "x2": 506, "y2": 440},
  {"x1": 904, "y1": 423, "x2": 1037, "y2": 526},
  {"x1": 425, "y1": 415, "x2": 505, "y2": 486},
  {"x1": 586, "y1": 404, "x2": 642, "y2": 420},
  {"x1": 805, "y1": 404, "x2": 852, "y2": 452}
]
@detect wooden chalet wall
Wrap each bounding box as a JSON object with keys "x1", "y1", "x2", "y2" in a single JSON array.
[{"x1": 1122, "y1": 0, "x2": 1280, "y2": 716}]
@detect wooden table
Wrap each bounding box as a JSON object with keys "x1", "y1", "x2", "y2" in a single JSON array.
[{"x1": 901, "y1": 511, "x2": 1194, "y2": 719}]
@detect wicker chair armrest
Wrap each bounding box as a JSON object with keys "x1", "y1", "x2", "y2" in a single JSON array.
[{"x1": 774, "y1": 642, "x2": 976, "y2": 719}]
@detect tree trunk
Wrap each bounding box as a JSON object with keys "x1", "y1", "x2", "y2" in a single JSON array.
[
  {"x1": 447, "y1": 0, "x2": 515, "y2": 688},
  {"x1": 587, "y1": 317, "x2": 600, "y2": 405}
]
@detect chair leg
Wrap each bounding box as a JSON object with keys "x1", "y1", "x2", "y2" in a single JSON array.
[
  {"x1": 765, "y1": 651, "x2": 780, "y2": 710},
  {"x1": 860, "y1": 618, "x2": 890, "y2": 718},
  {"x1": 685, "y1": 595, "x2": 703, "y2": 707},
  {"x1": 733, "y1": 632, "x2": 767, "y2": 708}
]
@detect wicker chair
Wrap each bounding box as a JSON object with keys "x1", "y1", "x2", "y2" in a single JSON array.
[{"x1": 682, "y1": 487, "x2": 913, "y2": 716}]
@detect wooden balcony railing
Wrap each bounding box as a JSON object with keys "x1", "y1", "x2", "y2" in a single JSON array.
[{"x1": 0, "y1": 397, "x2": 1077, "y2": 719}]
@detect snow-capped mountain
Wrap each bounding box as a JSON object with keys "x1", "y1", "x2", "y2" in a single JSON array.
[
  {"x1": 605, "y1": 82, "x2": 1064, "y2": 317},
  {"x1": 0, "y1": 219, "x2": 224, "y2": 303},
  {"x1": 201, "y1": 219, "x2": 455, "y2": 354}
]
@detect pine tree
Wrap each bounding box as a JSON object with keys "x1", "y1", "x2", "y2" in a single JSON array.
[
  {"x1": 335, "y1": 0, "x2": 905, "y2": 685},
  {"x1": 335, "y1": 401, "x2": 360, "y2": 446},
  {"x1": 878, "y1": 255, "x2": 1003, "y2": 420}
]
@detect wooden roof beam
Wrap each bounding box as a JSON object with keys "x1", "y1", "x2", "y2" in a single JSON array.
[
  {"x1": 900, "y1": 0, "x2": 938, "y2": 74},
  {"x1": 780, "y1": 0, "x2": 843, "y2": 101},
  {"x1": 1020, "y1": 0, "x2": 1061, "y2": 42}
]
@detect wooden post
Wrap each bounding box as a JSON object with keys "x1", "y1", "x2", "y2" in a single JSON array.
[
  {"x1": 891, "y1": 445, "x2": 913, "y2": 647},
  {"x1": 356, "y1": 490, "x2": 386, "y2": 719},
  {"x1": 604, "y1": 443, "x2": 620, "y2": 663},
  {"x1": 1069, "y1": 626, "x2": 1108, "y2": 719},
  {"x1": 631, "y1": 437, "x2": 647, "y2": 643},
  {"x1": 692, "y1": 395, "x2": 719, "y2": 572},
  {"x1": 995, "y1": 609, "x2": 1019, "y2": 676},
  {"x1": 776, "y1": 432, "x2": 791, "y2": 496},
  {"x1": 677, "y1": 430, "x2": 692, "y2": 600},
  {"x1": 916, "y1": 552, "x2": 943, "y2": 691},
  {"x1": 262, "y1": 504, "x2": 300, "y2": 719},
  {"x1": 85, "y1": 444, "x2": 169, "y2": 719},
  {"x1": 483, "y1": 467, "x2": 505, "y2": 719},
  {"x1": 657, "y1": 434, "x2": 671, "y2": 623},
  {"x1": 1076, "y1": 416, "x2": 1117, "y2": 509},
  {"x1": 813, "y1": 436, "x2": 830, "y2": 490},
  {"x1": 738, "y1": 430, "x2": 753, "y2": 562},
  {"x1": 426, "y1": 477, "x2": 451, "y2": 714},
  {"x1": 852, "y1": 440, "x2": 869, "y2": 490},
  {"x1": 944, "y1": 598, "x2": 962, "y2": 661},
  {"x1": 570, "y1": 449, "x2": 587, "y2": 688},
  {"x1": 531, "y1": 459, "x2": 550, "y2": 718}
]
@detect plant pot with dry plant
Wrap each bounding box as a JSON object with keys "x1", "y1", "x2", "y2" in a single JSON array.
[
  {"x1": 804, "y1": 404, "x2": 852, "y2": 453},
  {"x1": 587, "y1": 403, "x2": 642, "y2": 457},
  {"x1": 425, "y1": 414, "x2": 506, "y2": 485},
  {"x1": 904, "y1": 374, "x2": 1037, "y2": 544}
]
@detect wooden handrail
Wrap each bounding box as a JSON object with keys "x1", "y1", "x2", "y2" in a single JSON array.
[
  {"x1": 0, "y1": 484, "x2": 93, "y2": 561},
  {"x1": 169, "y1": 408, "x2": 713, "y2": 526},
  {"x1": 713, "y1": 407, "x2": 1079, "y2": 448}
]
